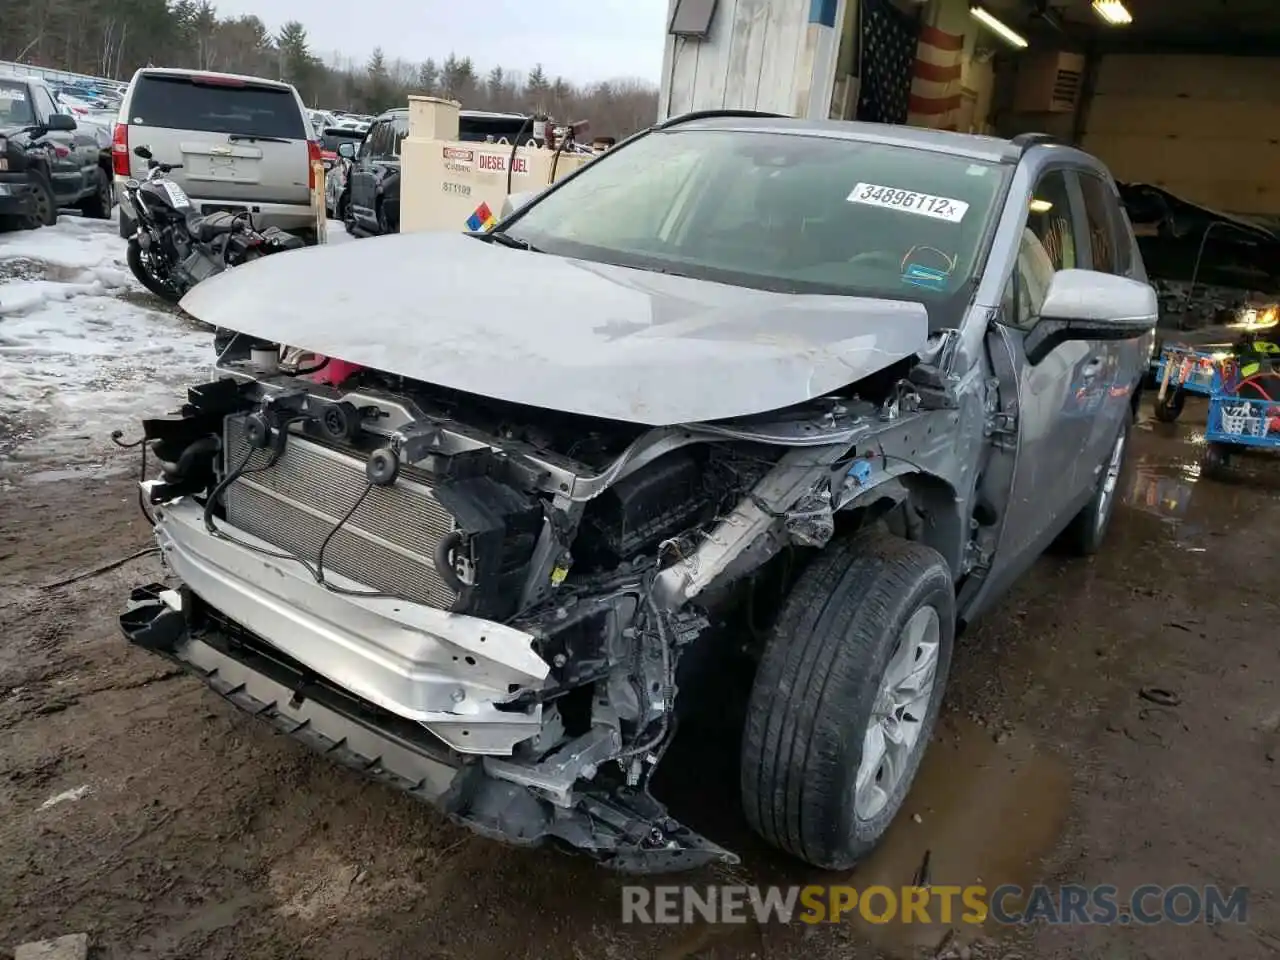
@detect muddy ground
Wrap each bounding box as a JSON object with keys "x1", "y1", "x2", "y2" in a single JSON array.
[{"x1": 1, "y1": 402, "x2": 1277, "y2": 960}]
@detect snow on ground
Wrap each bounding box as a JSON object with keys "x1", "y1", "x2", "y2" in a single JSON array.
[
  {"x1": 0, "y1": 216, "x2": 354, "y2": 480},
  {"x1": 0, "y1": 214, "x2": 208, "y2": 477}
]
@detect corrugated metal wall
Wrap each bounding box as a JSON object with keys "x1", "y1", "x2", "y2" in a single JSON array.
[{"x1": 1080, "y1": 55, "x2": 1280, "y2": 216}]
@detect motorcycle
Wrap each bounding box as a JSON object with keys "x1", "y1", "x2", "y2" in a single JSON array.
[{"x1": 123, "y1": 144, "x2": 305, "y2": 303}]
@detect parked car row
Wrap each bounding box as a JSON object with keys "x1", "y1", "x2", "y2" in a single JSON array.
[{"x1": 0, "y1": 74, "x2": 114, "y2": 229}]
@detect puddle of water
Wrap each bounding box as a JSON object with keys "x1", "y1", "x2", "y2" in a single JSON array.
[
  {"x1": 836, "y1": 715, "x2": 1071, "y2": 954},
  {"x1": 1123, "y1": 458, "x2": 1198, "y2": 521},
  {"x1": 656, "y1": 715, "x2": 1071, "y2": 959}
]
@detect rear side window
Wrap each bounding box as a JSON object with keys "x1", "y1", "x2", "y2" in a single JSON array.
[
  {"x1": 365, "y1": 117, "x2": 409, "y2": 158},
  {"x1": 1080, "y1": 172, "x2": 1121, "y2": 276},
  {"x1": 321, "y1": 132, "x2": 363, "y2": 152},
  {"x1": 1078, "y1": 172, "x2": 1129, "y2": 275},
  {"x1": 1026, "y1": 170, "x2": 1078, "y2": 270},
  {"x1": 0, "y1": 79, "x2": 35, "y2": 126},
  {"x1": 127, "y1": 74, "x2": 306, "y2": 139}
]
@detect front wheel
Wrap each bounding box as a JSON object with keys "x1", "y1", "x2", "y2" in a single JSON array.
[
  {"x1": 740, "y1": 532, "x2": 955, "y2": 870},
  {"x1": 126, "y1": 239, "x2": 184, "y2": 303},
  {"x1": 1060, "y1": 410, "x2": 1132, "y2": 556},
  {"x1": 23, "y1": 173, "x2": 57, "y2": 228},
  {"x1": 79, "y1": 167, "x2": 113, "y2": 219}
]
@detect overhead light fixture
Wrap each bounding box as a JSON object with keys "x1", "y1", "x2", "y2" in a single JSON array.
[
  {"x1": 969, "y1": 6, "x2": 1029, "y2": 48},
  {"x1": 1092, "y1": 0, "x2": 1133, "y2": 25},
  {"x1": 1029, "y1": 199, "x2": 1053, "y2": 213}
]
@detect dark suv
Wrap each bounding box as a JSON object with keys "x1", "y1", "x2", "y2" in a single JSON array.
[
  {"x1": 344, "y1": 108, "x2": 531, "y2": 236},
  {"x1": 0, "y1": 75, "x2": 113, "y2": 228}
]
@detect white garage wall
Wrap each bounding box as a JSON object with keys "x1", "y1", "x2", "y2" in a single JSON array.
[{"x1": 1081, "y1": 55, "x2": 1280, "y2": 216}]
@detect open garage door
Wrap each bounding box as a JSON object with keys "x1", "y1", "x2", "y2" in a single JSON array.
[
  {"x1": 1082, "y1": 56, "x2": 1280, "y2": 217},
  {"x1": 991, "y1": 0, "x2": 1280, "y2": 218}
]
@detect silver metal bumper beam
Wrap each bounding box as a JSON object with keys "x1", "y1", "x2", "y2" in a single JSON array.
[{"x1": 148, "y1": 486, "x2": 550, "y2": 755}]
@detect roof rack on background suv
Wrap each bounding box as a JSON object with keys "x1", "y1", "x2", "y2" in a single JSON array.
[{"x1": 657, "y1": 109, "x2": 789, "y2": 129}]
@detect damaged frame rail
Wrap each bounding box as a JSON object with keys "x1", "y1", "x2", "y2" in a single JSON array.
[{"x1": 120, "y1": 364, "x2": 974, "y2": 872}]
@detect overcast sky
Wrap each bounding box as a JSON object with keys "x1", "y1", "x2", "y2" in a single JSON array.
[{"x1": 212, "y1": 0, "x2": 669, "y2": 84}]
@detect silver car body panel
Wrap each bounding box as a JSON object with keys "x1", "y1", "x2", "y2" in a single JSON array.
[
  {"x1": 178, "y1": 231, "x2": 931, "y2": 426},
  {"x1": 149, "y1": 489, "x2": 550, "y2": 755}
]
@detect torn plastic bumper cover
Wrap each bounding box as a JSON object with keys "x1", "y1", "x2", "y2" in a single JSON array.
[{"x1": 120, "y1": 494, "x2": 735, "y2": 873}]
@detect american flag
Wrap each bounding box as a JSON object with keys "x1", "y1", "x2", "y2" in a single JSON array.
[
  {"x1": 908, "y1": 23, "x2": 966, "y2": 129},
  {"x1": 856, "y1": 0, "x2": 920, "y2": 126}
]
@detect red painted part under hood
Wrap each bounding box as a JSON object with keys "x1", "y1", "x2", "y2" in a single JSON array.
[{"x1": 307, "y1": 358, "x2": 364, "y2": 386}]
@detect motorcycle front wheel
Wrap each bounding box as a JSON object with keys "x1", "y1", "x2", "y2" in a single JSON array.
[{"x1": 127, "y1": 239, "x2": 185, "y2": 304}]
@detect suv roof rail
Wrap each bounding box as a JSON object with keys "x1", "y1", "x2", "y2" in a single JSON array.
[
  {"x1": 1009, "y1": 132, "x2": 1060, "y2": 153},
  {"x1": 657, "y1": 109, "x2": 788, "y2": 129}
]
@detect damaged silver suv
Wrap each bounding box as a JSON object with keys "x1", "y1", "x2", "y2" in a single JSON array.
[{"x1": 121, "y1": 113, "x2": 1156, "y2": 872}]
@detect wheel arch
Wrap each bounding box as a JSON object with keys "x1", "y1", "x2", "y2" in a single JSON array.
[
  {"x1": 838, "y1": 470, "x2": 968, "y2": 579},
  {"x1": 26, "y1": 154, "x2": 52, "y2": 181}
]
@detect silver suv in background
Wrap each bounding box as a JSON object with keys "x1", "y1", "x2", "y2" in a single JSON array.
[{"x1": 112, "y1": 68, "x2": 321, "y2": 242}]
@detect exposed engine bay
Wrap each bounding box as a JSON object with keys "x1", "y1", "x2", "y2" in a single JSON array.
[{"x1": 121, "y1": 331, "x2": 981, "y2": 871}]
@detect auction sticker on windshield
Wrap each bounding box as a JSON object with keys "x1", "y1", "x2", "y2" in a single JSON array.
[{"x1": 847, "y1": 183, "x2": 968, "y2": 223}]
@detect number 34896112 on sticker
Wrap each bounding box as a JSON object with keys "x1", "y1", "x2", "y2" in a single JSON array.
[{"x1": 847, "y1": 182, "x2": 969, "y2": 223}]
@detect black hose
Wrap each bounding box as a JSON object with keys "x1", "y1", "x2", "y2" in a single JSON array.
[
  {"x1": 433, "y1": 530, "x2": 467, "y2": 593},
  {"x1": 292, "y1": 356, "x2": 330, "y2": 377},
  {"x1": 112, "y1": 429, "x2": 155, "y2": 527},
  {"x1": 550, "y1": 131, "x2": 569, "y2": 184},
  {"x1": 315, "y1": 483, "x2": 371, "y2": 585},
  {"x1": 506, "y1": 114, "x2": 534, "y2": 196},
  {"x1": 172, "y1": 436, "x2": 220, "y2": 480}
]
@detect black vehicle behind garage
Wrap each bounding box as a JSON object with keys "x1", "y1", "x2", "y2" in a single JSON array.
[{"x1": 0, "y1": 75, "x2": 113, "y2": 228}]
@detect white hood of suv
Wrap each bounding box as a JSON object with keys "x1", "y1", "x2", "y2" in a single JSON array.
[{"x1": 179, "y1": 231, "x2": 931, "y2": 426}]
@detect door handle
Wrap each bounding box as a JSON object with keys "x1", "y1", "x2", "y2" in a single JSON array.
[{"x1": 1081, "y1": 358, "x2": 1104, "y2": 377}]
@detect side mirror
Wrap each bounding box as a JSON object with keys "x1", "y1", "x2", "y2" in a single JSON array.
[
  {"x1": 500, "y1": 190, "x2": 538, "y2": 219},
  {"x1": 133, "y1": 144, "x2": 152, "y2": 159},
  {"x1": 46, "y1": 113, "x2": 77, "y2": 132},
  {"x1": 1024, "y1": 269, "x2": 1157, "y2": 365},
  {"x1": 337, "y1": 142, "x2": 355, "y2": 159}
]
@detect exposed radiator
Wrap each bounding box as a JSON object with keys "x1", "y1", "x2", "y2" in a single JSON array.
[{"x1": 223, "y1": 417, "x2": 459, "y2": 609}]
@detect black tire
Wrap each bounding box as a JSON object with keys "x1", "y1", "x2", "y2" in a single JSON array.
[
  {"x1": 24, "y1": 172, "x2": 57, "y2": 228},
  {"x1": 79, "y1": 167, "x2": 113, "y2": 219},
  {"x1": 741, "y1": 532, "x2": 955, "y2": 870},
  {"x1": 1060, "y1": 409, "x2": 1132, "y2": 556},
  {"x1": 1153, "y1": 387, "x2": 1185, "y2": 423},
  {"x1": 126, "y1": 239, "x2": 183, "y2": 304}
]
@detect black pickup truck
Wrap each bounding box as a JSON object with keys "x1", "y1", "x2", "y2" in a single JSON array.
[{"x1": 0, "y1": 75, "x2": 113, "y2": 228}]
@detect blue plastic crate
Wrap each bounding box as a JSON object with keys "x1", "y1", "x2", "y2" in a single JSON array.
[
  {"x1": 1205, "y1": 396, "x2": 1280, "y2": 447},
  {"x1": 1204, "y1": 363, "x2": 1280, "y2": 450}
]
